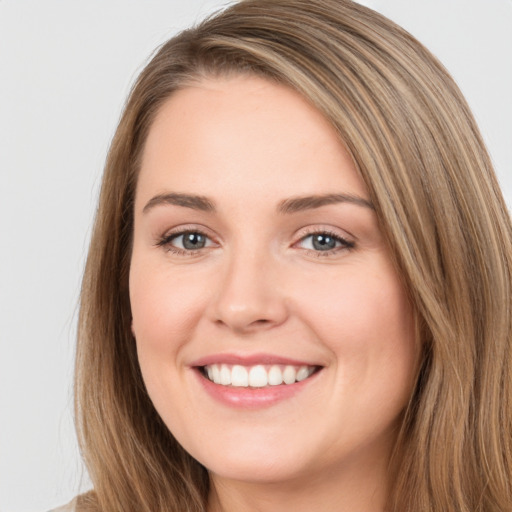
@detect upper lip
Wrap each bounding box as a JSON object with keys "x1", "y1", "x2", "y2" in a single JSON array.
[{"x1": 189, "y1": 353, "x2": 323, "y2": 368}]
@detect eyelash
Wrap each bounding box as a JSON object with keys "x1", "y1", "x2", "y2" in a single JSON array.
[
  {"x1": 156, "y1": 227, "x2": 213, "y2": 256},
  {"x1": 296, "y1": 229, "x2": 355, "y2": 257},
  {"x1": 156, "y1": 228, "x2": 355, "y2": 257}
]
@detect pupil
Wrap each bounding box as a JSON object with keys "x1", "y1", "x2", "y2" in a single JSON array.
[
  {"x1": 183, "y1": 232, "x2": 205, "y2": 250},
  {"x1": 312, "y1": 234, "x2": 336, "y2": 251}
]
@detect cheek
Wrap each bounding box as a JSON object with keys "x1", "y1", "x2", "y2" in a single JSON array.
[
  {"x1": 298, "y1": 262, "x2": 417, "y2": 387},
  {"x1": 303, "y1": 263, "x2": 411, "y2": 335},
  {"x1": 296, "y1": 263, "x2": 418, "y2": 454},
  {"x1": 129, "y1": 256, "x2": 210, "y2": 365},
  {"x1": 129, "y1": 256, "x2": 215, "y2": 424}
]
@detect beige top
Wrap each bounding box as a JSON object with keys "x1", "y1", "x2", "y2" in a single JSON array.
[{"x1": 48, "y1": 498, "x2": 77, "y2": 512}]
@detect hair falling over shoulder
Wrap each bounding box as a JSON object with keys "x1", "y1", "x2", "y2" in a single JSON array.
[{"x1": 74, "y1": 1, "x2": 512, "y2": 510}]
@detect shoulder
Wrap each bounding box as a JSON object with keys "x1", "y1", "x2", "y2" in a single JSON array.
[
  {"x1": 48, "y1": 497, "x2": 77, "y2": 512},
  {"x1": 48, "y1": 491, "x2": 97, "y2": 512}
]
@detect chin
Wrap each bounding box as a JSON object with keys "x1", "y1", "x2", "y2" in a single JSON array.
[
  {"x1": 204, "y1": 452, "x2": 309, "y2": 485},
  {"x1": 179, "y1": 425, "x2": 314, "y2": 484}
]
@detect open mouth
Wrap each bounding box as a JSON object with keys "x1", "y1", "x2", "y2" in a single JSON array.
[{"x1": 199, "y1": 363, "x2": 321, "y2": 388}]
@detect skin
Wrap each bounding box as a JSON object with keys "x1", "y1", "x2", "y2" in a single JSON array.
[{"x1": 130, "y1": 75, "x2": 418, "y2": 512}]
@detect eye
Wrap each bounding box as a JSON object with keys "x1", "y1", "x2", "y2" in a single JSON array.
[
  {"x1": 157, "y1": 230, "x2": 215, "y2": 253},
  {"x1": 297, "y1": 231, "x2": 354, "y2": 253},
  {"x1": 173, "y1": 232, "x2": 209, "y2": 250}
]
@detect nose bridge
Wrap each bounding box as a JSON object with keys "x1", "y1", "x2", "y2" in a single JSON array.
[{"x1": 211, "y1": 238, "x2": 287, "y2": 332}]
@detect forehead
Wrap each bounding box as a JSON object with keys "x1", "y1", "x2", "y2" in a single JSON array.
[{"x1": 136, "y1": 75, "x2": 368, "y2": 209}]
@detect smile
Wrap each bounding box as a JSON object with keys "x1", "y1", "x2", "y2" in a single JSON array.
[
  {"x1": 191, "y1": 355, "x2": 324, "y2": 408},
  {"x1": 202, "y1": 364, "x2": 317, "y2": 388}
]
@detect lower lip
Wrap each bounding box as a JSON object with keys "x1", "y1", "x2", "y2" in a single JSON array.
[{"x1": 194, "y1": 368, "x2": 321, "y2": 409}]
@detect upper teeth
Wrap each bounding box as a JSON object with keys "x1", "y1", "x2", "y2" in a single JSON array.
[{"x1": 204, "y1": 364, "x2": 315, "y2": 387}]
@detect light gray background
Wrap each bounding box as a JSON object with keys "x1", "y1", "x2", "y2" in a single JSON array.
[{"x1": 0, "y1": 1, "x2": 510, "y2": 510}]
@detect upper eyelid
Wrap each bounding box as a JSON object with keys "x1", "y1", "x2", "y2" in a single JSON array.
[
  {"x1": 299, "y1": 232, "x2": 349, "y2": 242},
  {"x1": 158, "y1": 224, "x2": 216, "y2": 241},
  {"x1": 295, "y1": 225, "x2": 356, "y2": 242}
]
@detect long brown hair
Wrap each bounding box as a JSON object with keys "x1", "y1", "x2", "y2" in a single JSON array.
[{"x1": 75, "y1": 1, "x2": 512, "y2": 510}]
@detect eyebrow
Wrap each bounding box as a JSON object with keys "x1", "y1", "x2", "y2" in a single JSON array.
[
  {"x1": 277, "y1": 193, "x2": 374, "y2": 213},
  {"x1": 143, "y1": 193, "x2": 216, "y2": 213},
  {"x1": 142, "y1": 191, "x2": 374, "y2": 215}
]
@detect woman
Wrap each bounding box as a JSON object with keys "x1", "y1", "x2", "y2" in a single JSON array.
[{"x1": 64, "y1": 0, "x2": 512, "y2": 510}]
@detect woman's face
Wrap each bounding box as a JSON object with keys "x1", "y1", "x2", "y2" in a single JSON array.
[{"x1": 130, "y1": 76, "x2": 418, "y2": 488}]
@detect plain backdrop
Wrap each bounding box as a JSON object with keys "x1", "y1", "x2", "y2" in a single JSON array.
[{"x1": 0, "y1": 1, "x2": 510, "y2": 510}]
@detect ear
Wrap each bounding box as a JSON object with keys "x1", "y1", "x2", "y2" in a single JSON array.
[{"x1": 131, "y1": 319, "x2": 136, "y2": 337}]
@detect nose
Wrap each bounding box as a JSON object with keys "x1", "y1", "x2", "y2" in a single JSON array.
[{"x1": 209, "y1": 248, "x2": 289, "y2": 333}]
